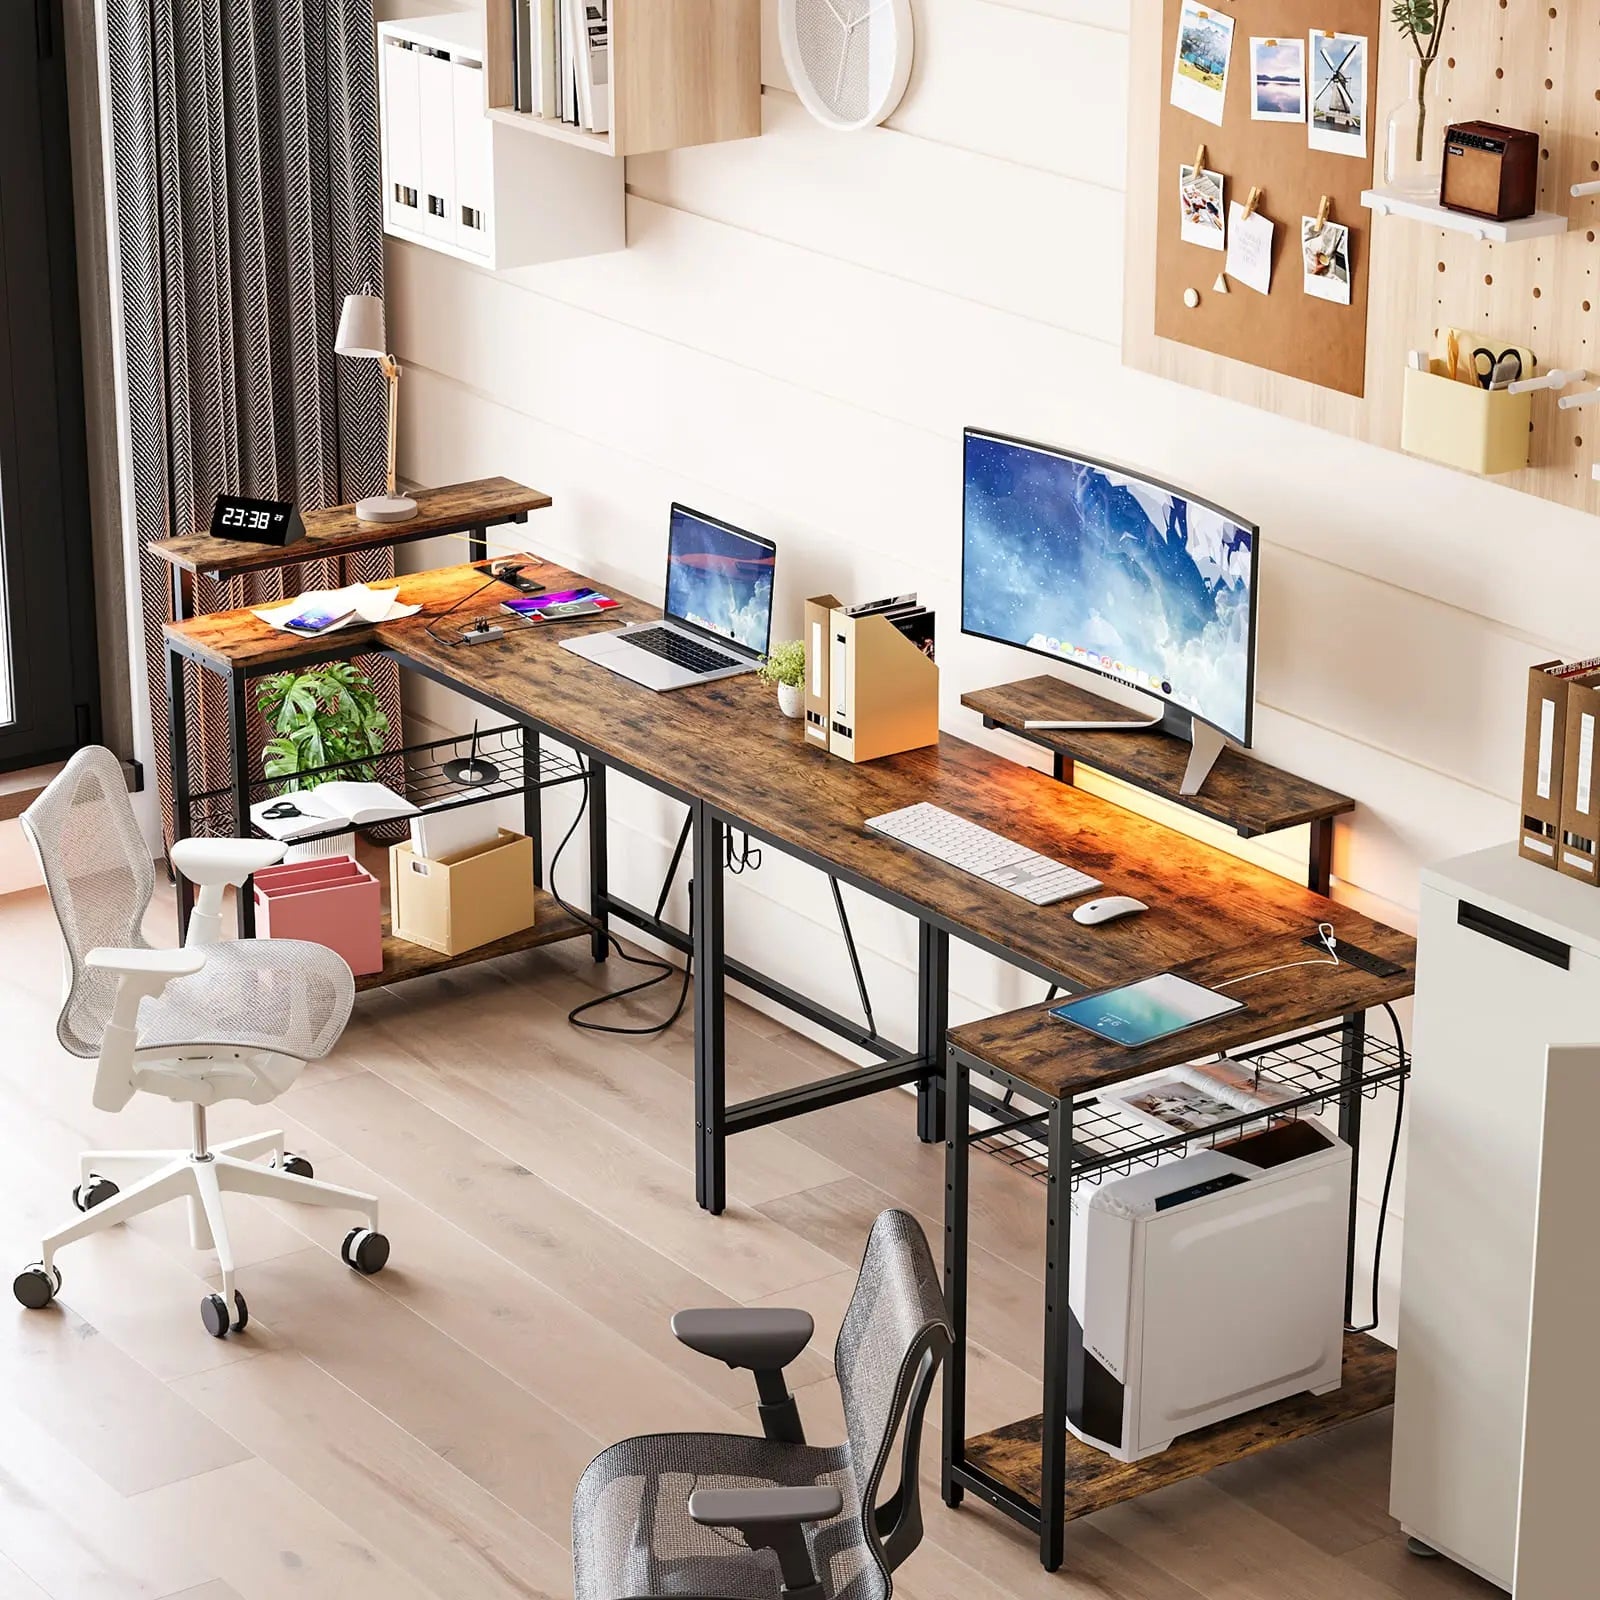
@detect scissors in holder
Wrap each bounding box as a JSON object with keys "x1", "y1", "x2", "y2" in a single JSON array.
[{"x1": 1472, "y1": 346, "x2": 1524, "y2": 390}]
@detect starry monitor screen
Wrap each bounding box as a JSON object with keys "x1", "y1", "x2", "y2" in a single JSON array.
[{"x1": 960, "y1": 431, "x2": 1257, "y2": 745}]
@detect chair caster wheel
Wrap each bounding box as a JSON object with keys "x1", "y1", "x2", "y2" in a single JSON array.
[
  {"x1": 1405, "y1": 1537, "x2": 1441, "y2": 1560},
  {"x1": 272, "y1": 1152, "x2": 313, "y2": 1179},
  {"x1": 341, "y1": 1227, "x2": 389, "y2": 1276},
  {"x1": 73, "y1": 1175, "x2": 120, "y2": 1212},
  {"x1": 201, "y1": 1290, "x2": 247, "y2": 1338},
  {"x1": 13, "y1": 1263, "x2": 60, "y2": 1309}
]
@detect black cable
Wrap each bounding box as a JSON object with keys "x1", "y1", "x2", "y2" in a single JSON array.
[
  {"x1": 1346, "y1": 1001, "x2": 1407, "y2": 1336},
  {"x1": 545, "y1": 756, "x2": 693, "y2": 1036}
]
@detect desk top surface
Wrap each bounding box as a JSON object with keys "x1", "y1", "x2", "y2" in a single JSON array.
[
  {"x1": 163, "y1": 558, "x2": 1413, "y2": 995},
  {"x1": 149, "y1": 477, "x2": 550, "y2": 576}
]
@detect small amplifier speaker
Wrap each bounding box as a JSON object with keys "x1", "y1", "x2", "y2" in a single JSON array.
[{"x1": 1439, "y1": 121, "x2": 1539, "y2": 221}]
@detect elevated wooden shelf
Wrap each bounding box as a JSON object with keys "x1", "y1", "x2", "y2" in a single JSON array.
[
  {"x1": 357, "y1": 890, "x2": 587, "y2": 992},
  {"x1": 1361, "y1": 186, "x2": 1570, "y2": 243},
  {"x1": 150, "y1": 477, "x2": 550, "y2": 579},
  {"x1": 962, "y1": 675, "x2": 1354, "y2": 841},
  {"x1": 965, "y1": 1332, "x2": 1395, "y2": 1524},
  {"x1": 485, "y1": 0, "x2": 760, "y2": 159}
]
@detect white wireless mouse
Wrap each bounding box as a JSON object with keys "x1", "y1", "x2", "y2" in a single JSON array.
[{"x1": 1072, "y1": 895, "x2": 1149, "y2": 926}]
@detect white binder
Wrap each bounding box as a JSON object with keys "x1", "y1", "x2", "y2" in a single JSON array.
[
  {"x1": 417, "y1": 46, "x2": 457, "y2": 245},
  {"x1": 381, "y1": 38, "x2": 422, "y2": 234},
  {"x1": 451, "y1": 54, "x2": 492, "y2": 258}
]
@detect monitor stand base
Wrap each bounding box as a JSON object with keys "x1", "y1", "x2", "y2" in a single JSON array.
[
  {"x1": 1179, "y1": 720, "x2": 1226, "y2": 796},
  {"x1": 1019, "y1": 701, "x2": 1228, "y2": 797}
]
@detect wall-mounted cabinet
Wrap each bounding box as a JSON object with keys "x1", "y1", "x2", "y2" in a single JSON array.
[
  {"x1": 484, "y1": 0, "x2": 761, "y2": 158},
  {"x1": 378, "y1": 12, "x2": 622, "y2": 268}
]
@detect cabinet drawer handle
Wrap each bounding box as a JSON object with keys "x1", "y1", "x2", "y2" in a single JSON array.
[{"x1": 1457, "y1": 900, "x2": 1570, "y2": 969}]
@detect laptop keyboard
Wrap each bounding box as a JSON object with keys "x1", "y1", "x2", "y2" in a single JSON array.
[{"x1": 625, "y1": 626, "x2": 739, "y2": 676}]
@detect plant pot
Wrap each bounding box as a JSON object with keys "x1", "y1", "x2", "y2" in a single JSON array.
[{"x1": 776, "y1": 681, "x2": 803, "y2": 719}]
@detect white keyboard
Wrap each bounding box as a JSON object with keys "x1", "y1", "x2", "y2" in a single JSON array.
[{"x1": 865, "y1": 802, "x2": 1102, "y2": 907}]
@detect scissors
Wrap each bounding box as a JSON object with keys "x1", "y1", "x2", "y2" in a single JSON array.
[
  {"x1": 262, "y1": 800, "x2": 304, "y2": 820},
  {"x1": 1471, "y1": 346, "x2": 1524, "y2": 390}
]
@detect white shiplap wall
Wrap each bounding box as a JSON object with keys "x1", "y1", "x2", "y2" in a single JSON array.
[{"x1": 380, "y1": 0, "x2": 1583, "y2": 1180}]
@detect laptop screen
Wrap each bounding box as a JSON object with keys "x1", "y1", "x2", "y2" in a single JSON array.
[{"x1": 663, "y1": 505, "x2": 775, "y2": 656}]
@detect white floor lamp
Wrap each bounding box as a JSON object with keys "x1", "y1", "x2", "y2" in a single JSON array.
[{"x1": 335, "y1": 287, "x2": 417, "y2": 523}]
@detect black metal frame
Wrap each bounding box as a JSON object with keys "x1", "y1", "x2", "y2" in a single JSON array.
[{"x1": 939, "y1": 1012, "x2": 1408, "y2": 1571}]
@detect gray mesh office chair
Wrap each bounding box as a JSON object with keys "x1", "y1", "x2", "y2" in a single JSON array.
[
  {"x1": 573, "y1": 1208, "x2": 951, "y2": 1600},
  {"x1": 11, "y1": 746, "x2": 391, "y2": 1337}
]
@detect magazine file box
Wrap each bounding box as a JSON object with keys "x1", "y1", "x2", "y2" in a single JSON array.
[
  {"x1": 826, "y1": 609, "x2": 939, "y2": 764},
  {"x1": 252, "y1": 854, "x2": 383, "y2": 976}
]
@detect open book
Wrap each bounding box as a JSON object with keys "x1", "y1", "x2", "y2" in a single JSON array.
[{"x1": 251, "y1": 782, "x2": 418, "y2": 841}]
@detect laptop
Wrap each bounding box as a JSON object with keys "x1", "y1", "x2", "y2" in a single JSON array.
[{"x1": 561, "y1": 504, "x2": 776, "y2": 692}]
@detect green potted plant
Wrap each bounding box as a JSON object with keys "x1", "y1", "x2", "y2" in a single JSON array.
[
  {"x1": 257, "y1": 661, "x2": 389, "y2": 790},
  {"x1": 756, "y1": 639, "x2": 807, "y2": 719}
]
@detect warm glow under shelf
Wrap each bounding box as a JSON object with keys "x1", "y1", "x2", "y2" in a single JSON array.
[{"x1": 1361, "y1": 186, "x2": 1570, "y2": 242}]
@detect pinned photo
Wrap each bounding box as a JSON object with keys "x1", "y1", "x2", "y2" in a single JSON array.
[
  {"x1": 1302, "y1": 215, "x2": 1352, "y2": 304},
  {"x1": 1170, "y1": 2, "x2": 1235, "y2": 127},
  {"x1": 1308, "y1": 30, "x2": 1368, "y2": 158},
  {"x1": 1179, "y1": 164, "x2": 1227, "y2": 250},
  {"x1": 1250, "y1": 36, "x2": 1304, "y2": 122},
  {"x1": 1225, "y1": 198, "x2": 1274, "y2": 295}
]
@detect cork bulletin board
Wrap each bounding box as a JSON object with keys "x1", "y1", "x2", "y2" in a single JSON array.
[{"x1": 1154, "y1": 1, "x2": 1382, "y2": 396}]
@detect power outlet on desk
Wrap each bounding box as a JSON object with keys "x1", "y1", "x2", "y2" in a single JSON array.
[{"x1": 1303, "y1": 931, "x2": 1404, "y2": 978}]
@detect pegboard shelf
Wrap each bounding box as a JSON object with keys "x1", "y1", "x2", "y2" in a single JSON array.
[{"x1": 1362, "y1": 186, "x2": 1570, "y2": 243}]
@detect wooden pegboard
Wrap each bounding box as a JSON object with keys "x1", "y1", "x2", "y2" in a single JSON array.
[
  {"x1": 1126, "y1": 0, "x2": 1600, "y2": 515},
  {"x1": 1154, "y1": 1, "x2": 1382, "y2": 396}
]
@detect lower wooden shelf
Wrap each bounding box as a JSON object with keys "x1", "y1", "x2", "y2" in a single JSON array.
[
  {"x1": 963, "y1": 1331, "x2": 1395, "y2": 1523},
  {"x1": 354, "y1": 888, "x2": 587, "y2": 993}
]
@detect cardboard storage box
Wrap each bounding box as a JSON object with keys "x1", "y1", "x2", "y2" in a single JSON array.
[
  {"x1": 252, "y1": 855, "x2": 383, "y2": 975},
  {"x1": 389, "y1": 828, "x2": 536, "y2": 956}
]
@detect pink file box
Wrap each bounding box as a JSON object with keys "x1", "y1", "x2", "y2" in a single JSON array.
[{"x1": 252, "y1": 854, "x2": 383, "y2": 976}]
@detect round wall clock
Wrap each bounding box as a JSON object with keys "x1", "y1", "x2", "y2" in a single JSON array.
[{"x1": 778, "y1": 0, "x2": 915, "y2": 132}]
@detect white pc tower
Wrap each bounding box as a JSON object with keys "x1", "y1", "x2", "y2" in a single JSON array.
[{"x1": 1067, "y1": 1119, "x2": 1351, "y2": 1463}]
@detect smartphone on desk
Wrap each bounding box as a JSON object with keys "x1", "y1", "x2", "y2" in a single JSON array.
[{"x1": 282, "y1": 605, "x2": 355, "y2": 636}]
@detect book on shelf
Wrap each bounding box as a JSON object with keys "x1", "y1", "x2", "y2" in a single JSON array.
[
  {"x1": 250, "y1": 782, "x2": 419, "y2": 842},
  {"x1": 512, "y1": 0, "x2": 533, "y2": 113}
]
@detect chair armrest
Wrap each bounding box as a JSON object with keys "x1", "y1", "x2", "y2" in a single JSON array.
[
  {"x1": 689, "y1": 1487, "x2": 842, "y2": 1528},
  {"x1": 672, "y1": 1307, "x2": 814, "y2": 1371},
  {"x1": 86, "y1": 945, "x2": 207, "y2": 979},
  {"x1": 171, "y1": 836, "x2": 287, "y2": 887}
]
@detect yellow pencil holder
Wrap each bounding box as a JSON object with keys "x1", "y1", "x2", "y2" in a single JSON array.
[{"x1": 1401, "y1": 361, "x2": 1531, "y2": 476}]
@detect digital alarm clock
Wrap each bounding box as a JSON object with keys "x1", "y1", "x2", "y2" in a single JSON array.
[{"x1": 209, "y1": 494, "x2": 306, "y2": 546}]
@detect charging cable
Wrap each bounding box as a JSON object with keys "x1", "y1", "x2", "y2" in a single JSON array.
[{"x1": 1212, "y1": 922, "x2": 1340, "y2": 990}]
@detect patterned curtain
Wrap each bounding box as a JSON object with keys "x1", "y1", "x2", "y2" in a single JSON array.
[{"x1": 104, "y1": 0, "x2": 398, "y2": 842}]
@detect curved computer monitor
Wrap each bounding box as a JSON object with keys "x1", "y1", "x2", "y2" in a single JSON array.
[{"x1": 961, "y1": 429, "x2": 1259, "y2": 748}]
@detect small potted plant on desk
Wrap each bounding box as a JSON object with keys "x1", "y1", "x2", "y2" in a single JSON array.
[{"x1": 757, "y1": 639, "x2": 806, "y2": 719}]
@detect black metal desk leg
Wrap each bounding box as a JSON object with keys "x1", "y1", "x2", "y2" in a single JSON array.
[
  {"x1": 1338, "y1": 1014, "x2": 1365, "y2": 1321},
  {"x1": 1052, "y1": 752, "x2": 1074, "y2": 785},
  {"x1": 693, "y1": 803, "x2": 728, "y2": 1214},
  {"x1": 468, "y1": 524, "x2": 487, "y2": 564},
  {"x1": 227, "y1": 671, "x2": 254, "y2": 937},
  {"x1": 587, "y1": 759, "x2": 609, "y2": 961},
  {"x1": 165, "y1": 644, "x2": 195, "y2": 940},
  {"x1": 1038, "y1": 1094, "x2": 1073, "y2": 1571},
  {"x1": 523, "y1": 730, "x2": 544, "y2": 888},
  {"x1": 916, "y1": 922, "x2": 949, "y2": 1143},
  {"x1": 1309, "y1": 817, "x2": 1335, "y2": 896},
  {"x1": 941, "y1": 1052, "x2": 971, "y2": 1508}
]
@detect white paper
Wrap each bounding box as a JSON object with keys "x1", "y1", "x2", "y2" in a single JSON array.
[
  {"x1": 1538, "y1": 697, "x2": 1556, "y2": 799},
  {"x1": 1308, "y1": 30, "x2": 1367, "y2": 158},
  {"x1": 1301, "y1": 216, "x2": 1352, "y2": 304},
  {"x1": 252, "y1": 584, "x2": 421, "y2": 635},
  {"x1": 1179, "y1": 164, "x2": 1226, "y2": 250},
  {"x1": 1579, "y1": 714, "x2": 1594, "y2": 815},
  {"x1": 1224, "y1": 203, "x2": 1274, "y2": 294},
  {"x1": 1170, "y1": 2, "x2": 1234, "y2": 126},
  {"x1": 1250, "y1": 36, "x2": 1304, "y2": 122}
]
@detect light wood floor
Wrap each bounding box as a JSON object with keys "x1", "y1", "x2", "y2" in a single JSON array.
[{"x1": 0, "y1": 883, "x2": 1499, "y2": 1600}]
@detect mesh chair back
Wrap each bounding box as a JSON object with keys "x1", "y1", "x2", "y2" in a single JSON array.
[
  {"x1": 834, "y1": 1208, "x2": 952, "y2": 1535},
  {"x1": 21, "y1": 747, "x2": 155, "y2": 1058}
]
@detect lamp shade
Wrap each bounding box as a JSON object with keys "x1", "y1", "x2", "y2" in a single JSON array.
[{"x1": 334, "y1": 292, "x2": 386, "y2": 358}]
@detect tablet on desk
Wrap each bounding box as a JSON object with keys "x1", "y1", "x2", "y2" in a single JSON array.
[{"x1": 1051, "y1": 972, "x2": 1242, "y2": 1048}]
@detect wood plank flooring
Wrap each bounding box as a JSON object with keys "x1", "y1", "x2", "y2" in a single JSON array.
[{"x1": 0, "y1": 885, "x2": 1500, "y2": 1600}]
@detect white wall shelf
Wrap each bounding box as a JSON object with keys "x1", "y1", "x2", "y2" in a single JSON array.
[
  {"x1": 1361, "y1": 186, "x2": 1570, "y2": 243},
  {"x1": 379, "y1": 12, "x2": 622, "y2": 269}
]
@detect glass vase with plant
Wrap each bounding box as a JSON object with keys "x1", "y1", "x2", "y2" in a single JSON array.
[
  {"x1": 756, "y1": 639, "x2": 807, "y2": 718},
  {"x1": 257, "y1": 661, "x2": 389, "y2": 790},
  {"x1": 1385, "y1": 0, "x2": 1453, "y2": 197}
]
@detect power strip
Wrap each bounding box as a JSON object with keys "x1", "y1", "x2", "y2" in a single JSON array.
[
  {"x1": 1302, "y1": 930, "x2": 1403, "y2": 978},
  {"x1": 460, "y1": 622, "x2": 504, "y2": 646}
]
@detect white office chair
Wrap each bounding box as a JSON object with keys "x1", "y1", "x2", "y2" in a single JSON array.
[{"x1": 11, "y1": 746, "x2": 391, "y2": 1337}]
